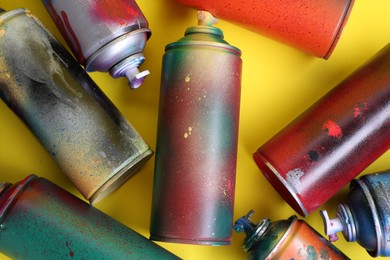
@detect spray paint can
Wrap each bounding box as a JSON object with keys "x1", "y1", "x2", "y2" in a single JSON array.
[
  {"x1": 173, "y1": 0, "x2": 354, "y2": 59},
  {"x1": 234, "y1": 210, "x2": 350, "y2": 259},
  {"x1": 150, "y1": 11, "x2": 242, "y2": 245},
  {"x1": 253, "y1": 43, "x2": 390, "y2": 216},
  {"x1": 0, "y1": 174, "x2": 180, "y2": 259},
  {"x1": 41, "y1": 0, "x2": 151, "y2": 89},
  {"x1": 0, "y1": 8, "x2": 153, "y2": 204},
  {"x1": 320, "y1": 170, "x2": 390, "y2": 257}
]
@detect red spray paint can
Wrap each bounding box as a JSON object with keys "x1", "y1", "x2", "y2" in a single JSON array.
[
  {"x1": 173, "y1": 0, "x2": 354, "y2": 59},
  {"x1": 150, "y1": 11, "x2": 242, "y2": 245},
  {"x1": 234, "y1": 210, "x2": 350, "y2": 259},
  {"x1": 42, "y1": 0, "x2": 151, "y2": 89},
  {"x1": 253, "y1": 43, "x2": 390, "y2": 216}
]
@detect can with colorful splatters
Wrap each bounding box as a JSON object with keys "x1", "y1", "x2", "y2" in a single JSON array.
[
  {"x1": 234, "y1": 210, "x2": 350, "y2": 259},
  {"x1": 0, "y1": 174, "x2": 180, "y2": 259},
  {"x1": 41, "y1": 0, "x2": 151, "y2": 89},
  {"x1": 320, "y1": 170, "x2": 390, "y2": 257},
  {"x1": 173, "y1": 0, "x2": 354, "y2": 59},
  {"x1": 0, "y1": 8, "x2": 153, "y2": 204},
  {"x1": 150, "y1": 11, "x2": 242, "y2": 245},
  {"x1": 253, "y1": 43, "x2": 390, "y2": 216}
]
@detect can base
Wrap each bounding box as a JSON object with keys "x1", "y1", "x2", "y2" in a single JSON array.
[
  {"x1": 253, "y1": 150, "x2": 308, "y2": 217},
  {"x1": 150, "y1": 235, "x2": 231, "y2": 246},
  {"x1": 89, "y1": 148, "x2": 153, "y2": 205}
]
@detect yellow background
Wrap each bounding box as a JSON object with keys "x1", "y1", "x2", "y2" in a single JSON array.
[{"x1": 1, "y1": 1, "x2": 390, "y2": 259}]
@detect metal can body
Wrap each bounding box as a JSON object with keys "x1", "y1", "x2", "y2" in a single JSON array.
[
  {"x1": 173, "y1": 0, "x2": 354, "y2": 59},
  {"x1": 0, "y1": 175, "x2": 180, "y2": 259},
  {"x1": 0, "y1": 9, "x2": 153, "y2": 204},
  {"x1": 150, "y1": 13, "x2": 242, "y2": 245},
  {"x1": 253, "y1": 43, "x2": 390, "y2": 216},
  {"x1": 42, "y1": 0, "x2": 151, "y2": 88},
  {"x1": 234, "y1": 211, "x2": 349, "y2": 259},
  {"x1": 321, "y1": 170, "x2": 390, "y2": 257}
]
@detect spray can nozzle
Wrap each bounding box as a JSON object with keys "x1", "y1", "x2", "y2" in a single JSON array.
[
  {"x1": 234, "y1": 210, "x2": 257, "y2": 235},
  {"x1": 197, "y1": 11, "x2": 218, "y2": 27},
  {"x1": 320, "y1": 204, "x2": 357, "y2": 243}
]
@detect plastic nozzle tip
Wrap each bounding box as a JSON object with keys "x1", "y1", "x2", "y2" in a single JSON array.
[
  {"x1": 126, "y1": 68, "x2": 150, "y2": 89},
  {"x1": 197, "y1": 11, "x2": 218, "y2": 26},
  {"x1": 320, "y1": 210, "x2": 343, "y2": 242},
  {"x1": 234, "y1": 210, "x2": 256, "y2": 235}
]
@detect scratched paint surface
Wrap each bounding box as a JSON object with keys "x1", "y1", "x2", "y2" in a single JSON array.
[
  {"x1": 0, "y1": 9, "x2": 152, "y2": 203},
  {"x1": 246, "y1": 217, "x2": 349, "y2": 259},
  {"x1": 41, "y1": 0, "x2": 149, "y2": 64},
  {"x1": 254, "y1": 43, "x2": 390, "y2": 216},
  {"x1": 150, "y1": 25, "x2": 242, "y2": 245},
  {"x1": 0, "y1": 175, "x2": 179, "y2": 259},
  {"x1": 173, "y1": 0, "x2": 354, "y2": 58}
]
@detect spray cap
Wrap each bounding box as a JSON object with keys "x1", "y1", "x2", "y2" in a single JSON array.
[
  {"x1": 197, "y1": 11, "x2": 218, "y2": 27},
  {"x1": 110, "y1": 53, "x2": 149, "y2": 89},
  {"x1": 85, "y1": 28, "x2": 151, "y2": 90},
  {"x1": 234, "y1": 210, "x2": 271, "y2": 252},
  {"x1": 320, "y1": 204, "x2": 357, "y2": 242}
]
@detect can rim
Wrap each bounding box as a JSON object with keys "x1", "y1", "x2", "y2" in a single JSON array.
[
  {"x1": 352, "y1": 179, "x2": 382, "y2": 257},
  {"x1": 0, "y1": 175, "x2": 37, "y2": 223}
]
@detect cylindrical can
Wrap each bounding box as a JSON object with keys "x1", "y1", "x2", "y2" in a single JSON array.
[
  {"x1": 321, "y1": 170, "x2": 390, "y2": 257},
  {"x1": 173, "y1": 0, "x2": 354, "y2": 59},
  {"x1": 0, "y1": 8, "x2": 153, "y2": 204},
  {"x1": 41, "y1": 0, "x2": 151, "y2": 89},
  {"x1": 0, "y1": 174, "x2": 180, "y2": 259},
  {"x1": 253, "y1": 43, "x2": 390, "y2": 216},
  {"x1": 150, "y1": 11, "x2": 242, "y2": 245},
  {"x1": 234, "y1": 210, "x2": 350, "y2": 259}
]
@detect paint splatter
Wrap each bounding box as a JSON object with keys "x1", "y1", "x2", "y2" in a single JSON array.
[
  {"x1": 286, "y1": 168, "x2": 304, "y2": 194},
  {"x1": 306, "y1": 245, "x2": 318, "y2": 260},
  {"x1": 93, "y1": 0, "x2": 139, "y2": 26},
  {"x1": 322, "y1": 120, "x2": 342, "y2": 139},
  {"x1": 353, "y1": 102, "x2": 368, "y2": 119},
  {"x1": 185, "y1": 74, "x2": 191, "y2": 82},
  {"x1": 66, "y1": 241, "x2": 75, "y2": 257},
  {"x1": 308, "y1": 150, "x2": 319, "y2": 162},
  {"x1": 320, "y1": 248, "x2": 330, "y2": 260},
  {"x1": 184, "y1": 127, "x2": 193, "y2": 139}
]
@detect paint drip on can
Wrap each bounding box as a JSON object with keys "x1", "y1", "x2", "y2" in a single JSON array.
[
  {"x1": 253, "y1": 43, "x2": 390, "y2": 216},
  {"x1": 0, "y1": 175, "x2": 180, "y2": 259},
  {"x1": 0, "y1": 8, "x2": 153, "y2": 204},
  {"x1": 321, "y1": 170, "x2": 390, "y2": 257},
  {"x1": 41, "y1": 0, "x2": 151, "y2": 89},
  {"x1": 173, "y1": 0, "x2": 354, "y2": 59},
  {"x1": 234, "y1": 210, "x2": 350, "y2": 259},
  {"x1": 150, "y1": 11, "x2": 242, "y2": 245}
]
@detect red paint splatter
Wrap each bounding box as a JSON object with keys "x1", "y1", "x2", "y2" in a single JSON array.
[
  {"x1": 66, "y1": 241, "x2": 75, "y2": 257},
  {"x1": 93, "y1": 0, "x2": 139, "y2": 26},
  {"x1": 353, "y1": 102, "x2": 368, "y2": 119},
  {"x1": 322, "y1": 120, "x2": 342, "y2": 139}
]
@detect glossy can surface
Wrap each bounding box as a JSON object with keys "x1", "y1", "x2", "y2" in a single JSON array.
[
  {"x1": 0, "y1": 175, "x2": 180, "y2": 259},
  {"x1": 173, "y1": 0, "x2": 354, "y2": 58},
  {"x1": 234, "y1": 211, "x2": 349, "y2": 259},
  {"x1": 42, "y1": 0, "x2": 151, "y2": 88},
  {"x1": 0, "y1": 9, "x2": 153, "y2": 204},
  {"x1": 321, "y1": 170, "x2": 390, "y2": 257},
  {"x1": 254, "y1": 43, "x2": 390, "y2": 216},
  {"x1": 150, "y1": 12, "x2": 242, "y2": 245}
]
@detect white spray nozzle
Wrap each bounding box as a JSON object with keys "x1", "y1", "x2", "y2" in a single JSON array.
[
  {"x1": 320, "y1": 210, "x2": 344, "y2": 242},
  {"x1": 197, "y1": 11, "x2": 218, "y2": 26},
  {"x1": 126, "y1": 68, "x2": 150, "y2": 89}
]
